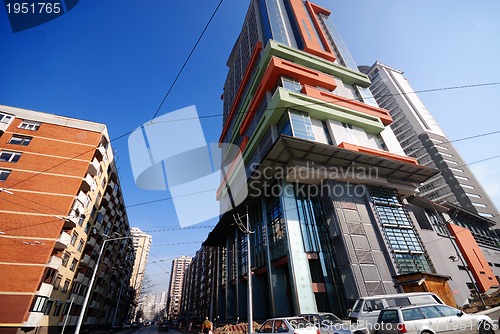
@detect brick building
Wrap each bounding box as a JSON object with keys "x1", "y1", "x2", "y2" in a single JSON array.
[{"x1": 0, "y1": 105, "x2": 134, "y2": 333}]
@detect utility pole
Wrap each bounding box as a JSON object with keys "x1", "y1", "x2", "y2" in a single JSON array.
[{"x1": 233, "y1": 207, "x2": 253, "y2": 334}]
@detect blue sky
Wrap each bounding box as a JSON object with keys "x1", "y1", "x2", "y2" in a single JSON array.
[{"x1": 1, "y1": 0, "x2": 499, "y2": 294}]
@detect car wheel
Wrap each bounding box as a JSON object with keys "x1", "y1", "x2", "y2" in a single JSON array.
[{"x1": 479, "y1": 322, "x2": 495, "y2": 334}]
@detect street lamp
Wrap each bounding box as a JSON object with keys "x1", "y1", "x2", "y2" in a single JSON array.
[
  {"x1": 233, "y1": 208, "x2": 253, "y2": 334},
  {"x1": 74, "y1": 235, "x2": 132, "y2": 334}
]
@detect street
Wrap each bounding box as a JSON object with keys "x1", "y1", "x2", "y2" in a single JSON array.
[{"x1": 124, "y1": 326, "x2": 186, "y2": 334}]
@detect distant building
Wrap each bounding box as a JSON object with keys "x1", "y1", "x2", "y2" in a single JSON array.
[
  {"x1": 0, "y1": 105, "x2": 134, "y2": 332},
  {"x1": 359, "y1": 62, "x2": 500, "y2": 224},
  {"x1": 130, "y1": 227, "x2": 152, "y2": 319},
  {"x1": 166, "y1": 255, "x2": 191, "y2": 319}
]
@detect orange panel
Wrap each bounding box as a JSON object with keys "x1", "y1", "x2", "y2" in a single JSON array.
[
  {"x1": 337, "y1": 142, "x2": 419, "y2": 165},
  {"x1": 239, "y1": 57, "x2": 337, "y2": 135},
  {"x1": 302, "y1": 85, "x2": 393, "y2": 125},
  {"x1": 305, "y1": 2, "x2": 333, "y2": 54},
  {"x1": 220, "y1": 41, "x2": 263, "y2": 145},
  {"x1": 448, "y1": 223, "x2": 499, "y2": 292},
  {"x1": 287, "y1": 0, "x2": 336, "y2": 62}
]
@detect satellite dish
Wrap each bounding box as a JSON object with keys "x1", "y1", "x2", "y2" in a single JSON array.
[{"x1": 92, "y1": 227, "x2": 98, "y2": 235}]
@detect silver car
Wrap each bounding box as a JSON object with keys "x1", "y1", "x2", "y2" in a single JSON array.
[
  {"x1": 256, "y1": 317, "x2": 318, "y2": 334},
  {"x1": 375, "y1": 304, "x2": 494, "y2": 334},
  {"x1": 301, "y1": 313, "x2": 369, "y2": 334}
]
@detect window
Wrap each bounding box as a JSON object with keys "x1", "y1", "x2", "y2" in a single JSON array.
[
  {"x1": 70, "y1": 232, "x2": 78, "y2": 246},
  {"x1": 70, "y1": 259, "x2": 78, "y2": 271},
  {"x1": 449, "y1": 167, "x2": 464, "y2": 173},
  {"x1": 19, "y1": 121, "x2": 40, "y2": 131},
  {"x1": 418, "y1": 306, "x2": 441, "y2": 318},
  {"x1": 61, "y1": 279, "x2": 70, "y2": 292},
  {"x1": 30, "y1": 296, "x2": 47, "y2": 312},
  {"x1": 434, "y1": 305, "x2": 460, "y2": 317},
  {"x1": 77, "y1": 239, "x2": 84, "y2": 251},
  {"x1": 8, "y1": 135, "x2": 32, "y2": 146},
  {"x1": 443, "y1": 159, "x2": 458, "y2": 165},
  {"x1": 379, "y1": 310, "x2": 399, "y2": 323},
  {"x1": 402, "y1": 308, "x2": 424, "y2": 321},
  {"x1": 290, "y1": 111, "x2": 315, "y2": 140},
  {"x1": 466, "y1": 193, "x2": 481, "y2": 199},
  {"x1": 0, "y1": 169, "x2": 11, "y2": 181},
  {"x1": 0, "y1": 112, "x2": 14, "y2": 124},
  {"x1": 460, "y1": 184, "x2": 475, "y2": 190},
  {"x1": 473, "y1": 202, "x2": 487, "y2": 208},
  {"x1": 43, "y1": 300, "x2": 54, "y2": 315},
  {"x1": 62, "y1": 253, "x2": 70, "y2": 267},
  {"x1": 53, "y1": 301, "x2": 63, "y2": 316},
  {"x1": 479, "y1": 213, "x2": 494, "y2": 218},
  {"x1": 84, "y1": 222, "x2": 91, "y2": 234},
  {"x1": 0, "y1": 151, "x2": 21, "y2": 162}
]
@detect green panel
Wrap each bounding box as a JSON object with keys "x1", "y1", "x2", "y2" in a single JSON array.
[
  {"x1": 264, "y1": 40, "x2": 372, "y2": 87},
  {"x1": 226, "y1": 40, "x2": 372, "y2": 148},
  {"x1": 242, "y1": 87, "x2": 385, "y2": 162}
]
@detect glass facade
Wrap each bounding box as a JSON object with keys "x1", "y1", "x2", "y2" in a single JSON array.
[
  {"x1": 369, "y1": 187, "x2": 435, "y2": 274},
  {"x1": 259, "y1": 0, "x2": 297, "y2": 48}
]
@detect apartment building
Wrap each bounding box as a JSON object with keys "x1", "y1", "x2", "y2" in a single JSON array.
[
  {"x1": 166, "y1": 255, "x2": 192, "y2": 319},
  {"x1": 0, "y1": 105, "x2": 134, "y2": 333},
  {"x1": 179, "y1": 249, "x2": 214, "y2": 322},
  {"x1": 359, "y1": 62, "x2": 500, "y2": 224},
  {"x1": 129, "y1": 227, "x2": 152, "y2": 321}
]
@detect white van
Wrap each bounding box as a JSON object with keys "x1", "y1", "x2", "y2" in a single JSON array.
[{"x1": 347, "y1": 292, "x2": 444, "y2": 333}]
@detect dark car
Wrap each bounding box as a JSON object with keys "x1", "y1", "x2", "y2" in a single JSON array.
[{"x1": 158, "y1": 321, "x2": 170, "y2": 332}]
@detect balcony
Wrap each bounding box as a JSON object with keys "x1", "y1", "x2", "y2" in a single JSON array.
[
  {"x1": 95, "y1": 145, "x2": 107, "y2": 161},
  {"x1": 37, "y1": 282, "x2": 54, "y2": 298},
  {"x1": 75, "y1": 190, "x2": 89, "y2": 207},
  {"x1": 90, "y1": 300, "x2": 100, "y2": 309},
  {"x1": 81, "y1": 173, "x2": 97, "y2": 193},
  {"x1": 70, "y1": 293, "x2": 84, "y2": 305},
  {"x1": 87, "y1": 236, "x2": 97, "y2": 248},
  {"x1": 79, "y1": 254, "x2": 91, "y2": 267},
  {"x1": 47, "y1": 255, "x2": 62, "y2": 269},
  {"x1": 101, "y1": 192, "x2": 111, "y2": 205},
  {"x1": 54, "y1": 232, "x2": 71, "y2": 250},
  {"x1": 75, "y1": 272, "x2": 85, "y2": 283},
  {"x1": 87, "y1": 157, "x2": 101, "y2": 176},
  {"x1": 23, "y1": 312, "x2": 44, "y2": 328}
]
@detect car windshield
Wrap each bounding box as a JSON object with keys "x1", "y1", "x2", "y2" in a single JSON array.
[
  {"x1": 288, "y1": 318, "x2": 314, "y2": 329},
  {"x1": 352, "y1": 299, "x2": 363, "y2": 312},
  {"x1": 320, "y1": 314, "x2": 343, "y2": 325}
]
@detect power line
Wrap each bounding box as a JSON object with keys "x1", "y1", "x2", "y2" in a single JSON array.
[
  {"x1": 149, "y1": 0, "x2": 224, "y2": 121},
  {"x1": 1, "y1": 82, "x2": 499, "y2": 231}
]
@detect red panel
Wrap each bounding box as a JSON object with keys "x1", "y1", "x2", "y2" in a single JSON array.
[
  {"x1": 337, "y1": 142, "x2": 419, "y2": 165},
  {"x1": 302, "y1": 85, "x2": 393, "y2": 125},
  {"x1": 287, "y1": 0, "x2": 336, "y2": 62},
  {"x1": 448, "y1": 224, "x2": 499, "y2": 292},
  {"x1": 305, "y1": 2, "x2": 333, "y2": 54},
  {"x1": 239, "y1": 57, "x2": 337, "y2": 135}
]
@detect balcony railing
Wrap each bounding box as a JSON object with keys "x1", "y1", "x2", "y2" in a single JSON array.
[{"x1": 54, "y1": 232, "x2": 71, "y2": 250}]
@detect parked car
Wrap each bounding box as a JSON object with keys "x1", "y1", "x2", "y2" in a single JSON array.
[
  {"x1": 256, "y1": 317, "x2": 318, "y2": 334},
  {"x1": 349, "y1": 292, "x2": 444, "y2": 332},
  {"x1": 375, "y1": 304, "x2": 494, "y2": 334},
  {"x1": 301, "y1": 312, "x2": 368, "y2": 334},
  {"x1": 158, "y1": 320, "x2": 170, "y2": 332}
]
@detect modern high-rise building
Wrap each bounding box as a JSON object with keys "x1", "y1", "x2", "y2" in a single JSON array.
[
  {"x1": 359, "y1": 62, "x2": 500, "y2": 224},
  {"x1": 0, "y1": 105, "x2": 134, "y2": 333},
  {"x1": 129, "y1": 227, "x2": 152, "y2": 320},
  {"x1": 200, "y1": 0, "x2": 449, "y2": 320},
  {"x1": 166, "y1": 255, "x2": 192, "y2": 319}
]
